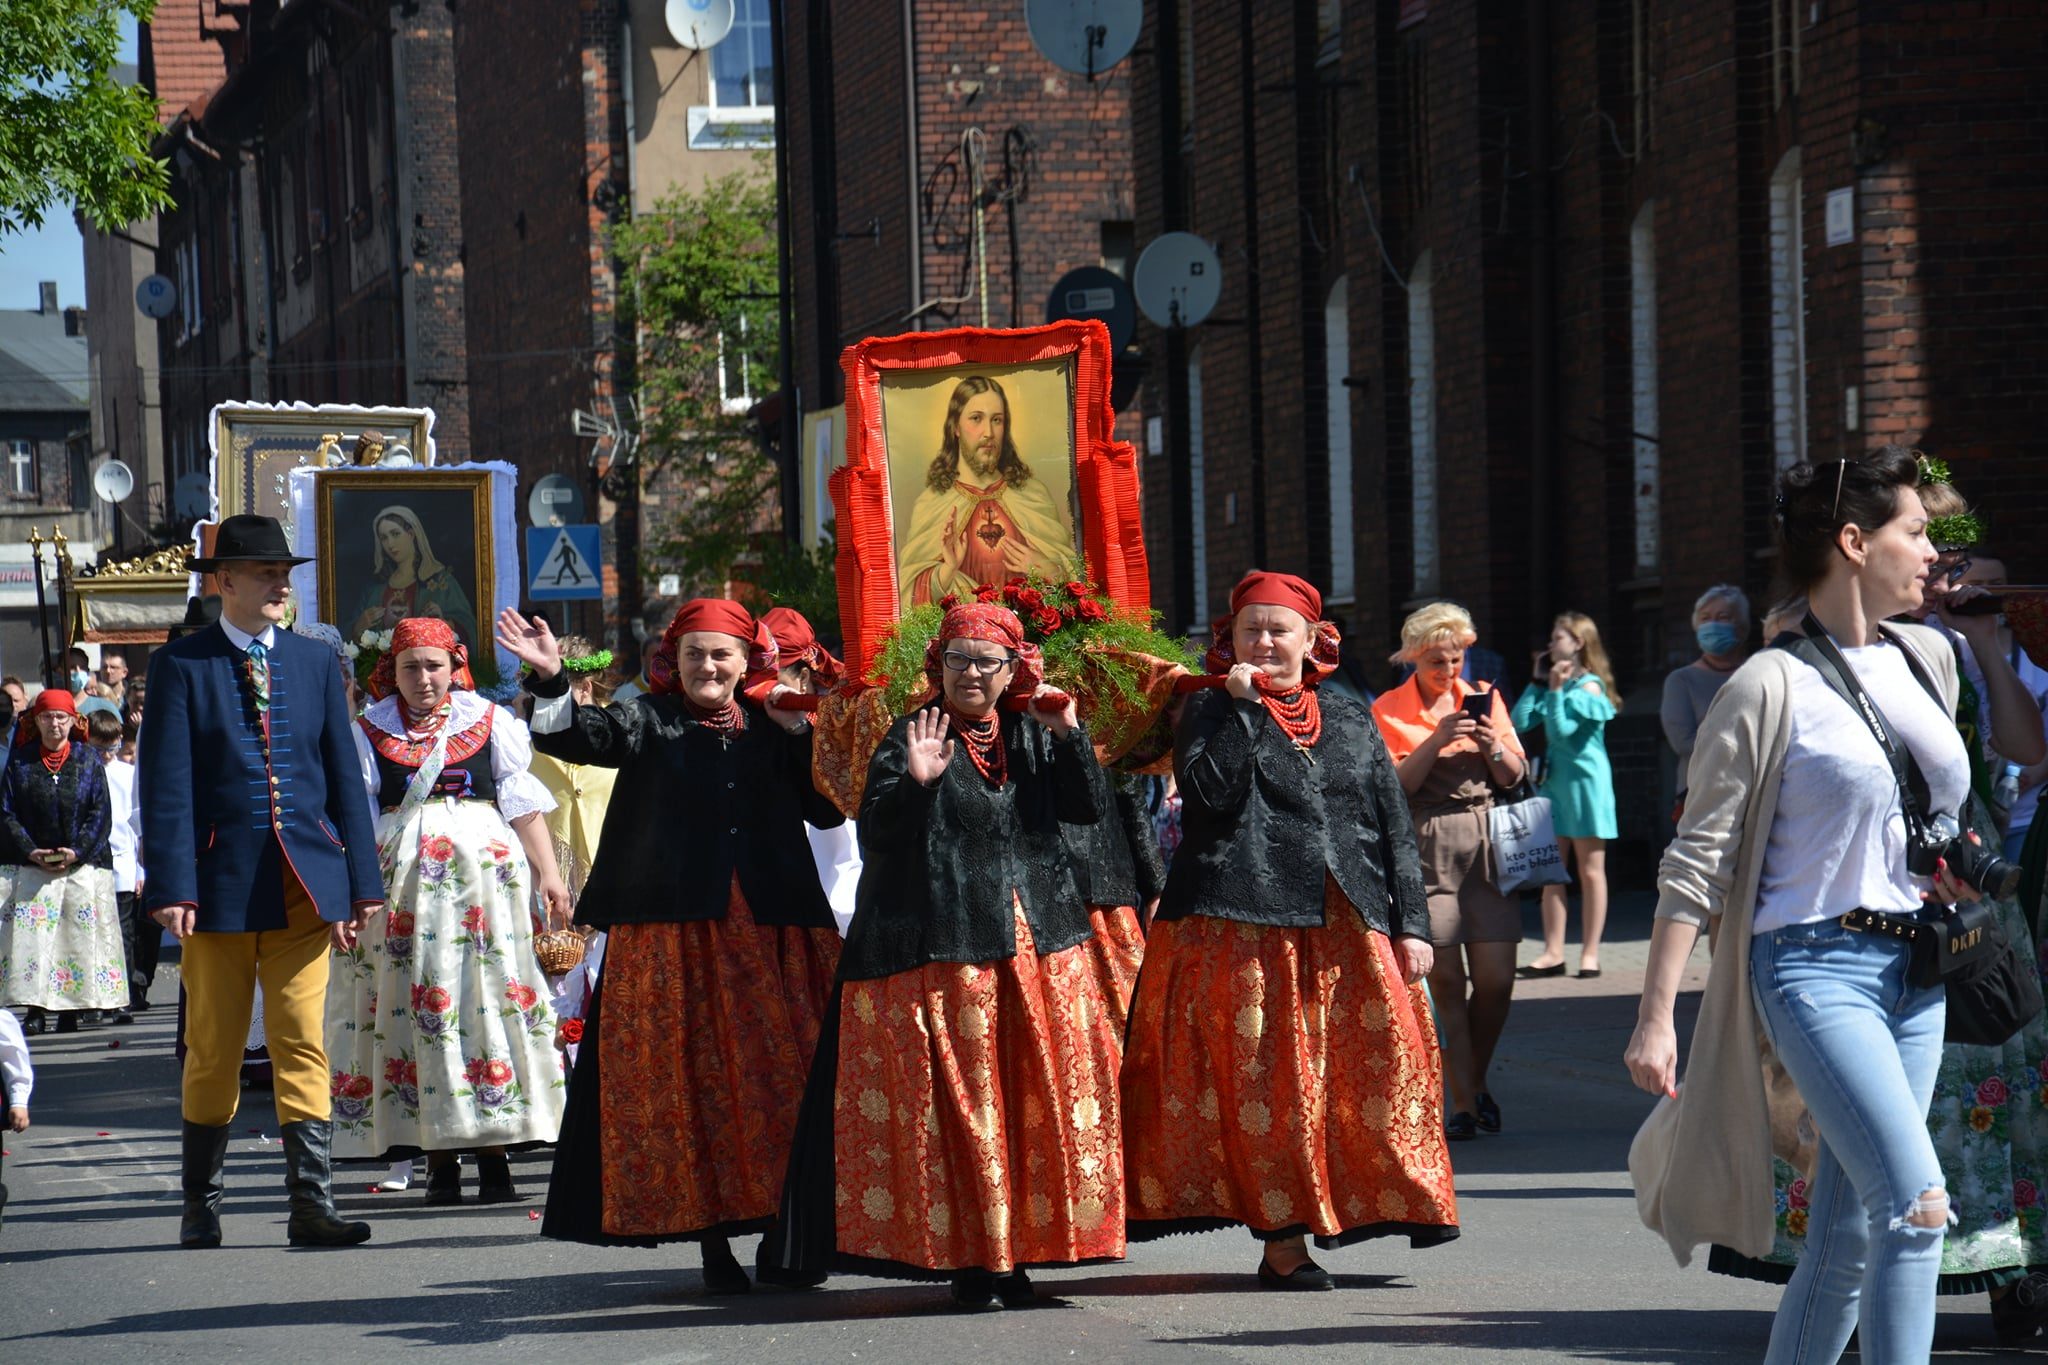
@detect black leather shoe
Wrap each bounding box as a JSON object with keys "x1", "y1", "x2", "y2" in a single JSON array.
[
  {"x1": 1515, "y1": 962, "x2": 1567, "y2": 979},
  {"x1": 1445, "y1": 1111, "x2": 1479, "y2": 1141},
  {"x1": 994, "y1": 1268, "x2": 1035, "y2": 1307},
  {"x1": 110, "y1": 1008, "x2": 135, "y2": 1026},
  {"x1": 53, "y1": 1012, "x2": 78, "y2": 1034},
  {"x1": 1994, "y1": 1272, "x2": 2048, "y2": 1346},
  {"x1": 474, "y1": 1152, "x2": 519, "y2": 1204},
  {"x1": 701, "y1": 1236, "x2": 751, "y2": 1295},
  {"x1": 1474, "y1": 1092, "x2": 1502, "y2": 1134},
  {"x1": 179, "y1": 1120, "x2": 231, "y2": 1248},
  {"x1": 422, "y1": 1159, "x2": 462, "y2": 1206},
  {"x1": 950, "y1": 1270, "x2": 1000, "y2": 1311},
  {"x1": 1257, "y1": 1256, "x2": 1334, "y2": 1290},
  {"x1": 279, "y1": 1119, "x2": 371, "y2": 1247}
]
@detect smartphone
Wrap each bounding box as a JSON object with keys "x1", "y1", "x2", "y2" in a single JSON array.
[{"x1": 1461, "y1": 691, "x2": 1492, "y2": 720}]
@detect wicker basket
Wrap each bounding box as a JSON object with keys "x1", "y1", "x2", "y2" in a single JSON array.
[{"x1": 533, "y1": 928, "x2": 589, "y2": 977}]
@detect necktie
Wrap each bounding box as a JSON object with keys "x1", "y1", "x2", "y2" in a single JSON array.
[{"x1": 245, "y1": 641, "x2": 271, "y2": 715}]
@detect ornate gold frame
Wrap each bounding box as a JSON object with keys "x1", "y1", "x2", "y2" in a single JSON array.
[
  {"x1": 212, "y1": 404, "x2": 433, "y2": 526},
  {"x1": 312, "y1": 467, "x2": 496, "y2": 678}
]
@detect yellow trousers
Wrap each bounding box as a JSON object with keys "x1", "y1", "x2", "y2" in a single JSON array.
[{"x1": 180, "y1": 875, "x2": 333, "y2": 1127}]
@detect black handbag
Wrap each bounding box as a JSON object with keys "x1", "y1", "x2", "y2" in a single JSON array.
[{"x1": 1934, "y1": 899, "x2": 2044, "y2": 1046}]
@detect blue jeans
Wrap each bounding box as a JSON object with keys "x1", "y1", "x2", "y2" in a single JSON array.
[{"x1": 1749, "y1": 918, "x2": 1948, "y2": 1365}]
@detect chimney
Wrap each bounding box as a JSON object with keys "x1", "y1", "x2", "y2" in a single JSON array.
[
  {"x1": 64, "y1": 306, "x2": 87, "y2": 337},
  {"x1": 38, "y1": 281, "x2": 57, "y2": 314}
]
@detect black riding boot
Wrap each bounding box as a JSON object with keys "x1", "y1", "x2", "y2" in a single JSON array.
[
  {"x1": 279, "y1": 1119, "x2": 371, "y2": 1247},
  {"x1": 179, "y1": 1121, "x2": 231, "y2": 1248}
]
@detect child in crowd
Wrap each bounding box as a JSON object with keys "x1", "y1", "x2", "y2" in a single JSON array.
[{"x1": 0, "y1": 1005, "x2": 32, "y2": 1228}]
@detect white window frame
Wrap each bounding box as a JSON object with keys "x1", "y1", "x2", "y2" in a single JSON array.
[
  {"x1": 709, "y1": 0, "x2": 775, "y2": 112},
  {"x1": 1324, "y1": 276, "x2": 1355, "y2": 603},
  {"x1": 1770, "y1": 149, "x2": 1807, "y2": 472},
  {"x1": 1630, "y1": 202, "x2": 1660, "y2": 572},
  {"x1": 1407, "y1": 251, "x2": 1438, "y2": 595},
  {"x1": 6, "y1": 439, "x2": 35, "y2": 497}
]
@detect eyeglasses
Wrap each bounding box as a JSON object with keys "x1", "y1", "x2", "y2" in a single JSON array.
[
  {"x1": 941, "y1": 650, "x2": 1014, "y2": 676},
  {"x1": 1936, "y1": 553, "x2": 1973, "y2": 586}
]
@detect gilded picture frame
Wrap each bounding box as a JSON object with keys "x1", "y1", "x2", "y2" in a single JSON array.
[{"x1": 210, "y1": 402, "x2": 435, "y2": 528}]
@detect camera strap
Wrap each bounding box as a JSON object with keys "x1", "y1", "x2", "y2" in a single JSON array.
[{"x1": 1770, "y1": 612, "x2": 1945, "y2": 835}]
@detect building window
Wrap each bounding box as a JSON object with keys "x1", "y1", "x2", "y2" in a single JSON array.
[
  {"x1": 1772, "y1": 0, "x2": 1802, "y2": 110},
  {"x1": 1631, "y1": 202, "x2": 1660, "y2": 572},
  {"x1": 174, "y1": 232, "x2": 204, "y2": 344},
  {"x1": 711, "y1": 0, "x2": 774, "y2": 109},
  {"x1": 6, "y1": 439, "x2": 35, "y2": 497},
  {"x1": 1407, "y1": 251, "x2": 1438, "y2": 595},
  {"x1": 1187, "y1": 344, "x2": 1209, "y2": 630},
  {"x1": 1630, "y1": 0, "x2": 1655, "y2": 155},
  {"x1": 1770, "y1": 149, "x2": 1807, "y2": 472},
  {"x1": 1324, "y1": 277, "x2": 1355, "y2": 603}
]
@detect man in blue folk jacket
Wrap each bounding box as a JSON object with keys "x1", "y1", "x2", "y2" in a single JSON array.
[{"x1": 141, "y1": 515, "x2": 383, "y2": 1248}]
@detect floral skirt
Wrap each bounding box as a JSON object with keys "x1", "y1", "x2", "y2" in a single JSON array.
[
  {"x1": 543, "y1": 880, "x2": 840, "y2": 1244},
  {"x1": 1121, "y1": 881, "x2": 1460, "y2": 1248},
  {"x1": 324, "y1": 799, "x2": 565, "y2": 1158},
  {"x1": 830, "y1": 904, "x2": 1128, "y2": 1276},
  {"x1": 0, "y1": 863, "x2": 124, "y2": 1011},
  {"x1": 1087, "y1": 903, "x2": 1146, "y2": 1040}
]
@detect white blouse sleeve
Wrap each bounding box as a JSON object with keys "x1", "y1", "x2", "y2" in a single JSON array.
[
  {"x1": 351, "y1": 724, "x2": 379, "y2": 803},
  {"x1": 490, "y1": 705, "x2": 558, "y2": 824}
]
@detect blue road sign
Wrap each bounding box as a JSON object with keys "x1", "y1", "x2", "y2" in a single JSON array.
[{"x1": 527, "y1": 524, "x2": 603, "y2": 601}]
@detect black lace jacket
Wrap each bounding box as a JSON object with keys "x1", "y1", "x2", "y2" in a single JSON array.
[
  {"x1": 1, "y1": 744, "x2": 113, "y2": 869},
  {"x1": 1154, "y1": 687, "x2": 1431, "y2": 939},
  {"x1": 1062, "y1": 777, "x2": 1170, "y2": 909},
  {"x1": 524, "y1": 670, "x2": 842, "y2": 928},
  {"x1": 837, "y1": 710, "x2": 1106, "y2": 980}
]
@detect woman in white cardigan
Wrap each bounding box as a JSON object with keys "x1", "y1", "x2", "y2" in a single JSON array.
[{"x1": 1625, "y1": 445, "x2": 1983, "y2": 1365}]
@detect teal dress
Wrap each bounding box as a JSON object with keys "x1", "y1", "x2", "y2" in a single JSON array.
[{"x1": 1510, "y1": 676, "x2": 1618, "y2": 840}]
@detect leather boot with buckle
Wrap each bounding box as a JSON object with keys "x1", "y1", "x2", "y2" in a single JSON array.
[
  {"x1": 179, "y1": 1120, "x2": 231, "y2": 1248},
  {"x1": 280, "y1": 1119, "x2": 371, "y2": 1247}
]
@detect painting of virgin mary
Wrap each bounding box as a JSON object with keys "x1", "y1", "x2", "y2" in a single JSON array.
[{"x1": 346, "y1": 504, "x2": 481, "y2": 655}]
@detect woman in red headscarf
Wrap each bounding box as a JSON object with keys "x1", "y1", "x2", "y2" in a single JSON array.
[
  {"x1": 323, "y1": 618, "x2": 572, "y2": 1201},
  {"x1": 496, "y1": 599, "x2": 845, "y2": 1294},
  {"x1": 769, "y1": 603, "x2": 1125, "y2": 1310},
  {"x1": 1120, "y1": 572, "x2": 1459, "y2": 1289},
  {"x1": 0, "y1": 689, "x2": 122, "y2": 1034},
  {"x1": 759, "y1": 607, "x2": 863, "y2": 934}
]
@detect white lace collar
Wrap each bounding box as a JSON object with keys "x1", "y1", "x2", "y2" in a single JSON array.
[{"x1": 360, "y1": 689, "x2": 492, "y2": 739}]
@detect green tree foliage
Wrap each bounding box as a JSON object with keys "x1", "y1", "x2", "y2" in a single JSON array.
[
  {"x1": 1, "y1": 0, "x2": 172, "y2": 233},
  {"x1": 613, "y1": 165, "x2": 784, "y2": 595}
]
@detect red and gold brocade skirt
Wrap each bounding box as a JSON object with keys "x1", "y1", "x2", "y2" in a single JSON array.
[
  {"x1": 1086, "y1": 903, "x2": 1146, "y2": 1038},
  {"x1": 1120, "y1": 880, "x2": 1459, "y2": 1247},
  {"x1": 596, "y1": 881, "x2": 840, "y2": 1239},
  {"x1": 833, "y1": 905, "x2": 1127, "y2": 1274}
]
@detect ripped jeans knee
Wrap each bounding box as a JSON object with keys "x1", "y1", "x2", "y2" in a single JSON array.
[{"x1": 1888, "y1": 1185, "x2": 1953, "y2": 1235}]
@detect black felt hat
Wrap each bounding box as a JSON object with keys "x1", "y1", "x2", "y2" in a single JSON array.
[{"x1": 190, "y1": 515, "x2": 312, "y2": 571}]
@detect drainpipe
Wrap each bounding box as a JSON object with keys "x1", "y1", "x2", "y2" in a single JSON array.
[
  {"x1": 903, "y1": 0, "x2": 922, "y2": 329},
  {"x1": 1237, "y1": 0, "x2": 1266, "y2": 566},
  {"x1": 769, "y1": 0, "x2": 799, "y2": 539},
  {"x1": 1157, "y1": 0, "x2": 1192, "y2": 623},
  {"x1": 1526, "y1": 0, "x2": 1557, "y2": 640}
]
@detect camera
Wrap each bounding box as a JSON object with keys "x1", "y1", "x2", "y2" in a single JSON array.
[{"x1": 1908, "y1": 813, "x2": 2022, "y2": 900}]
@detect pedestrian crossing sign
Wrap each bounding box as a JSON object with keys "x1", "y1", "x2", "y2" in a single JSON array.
[{"x1": 526, "y1": 524, "x2": 603, "y2": 601}]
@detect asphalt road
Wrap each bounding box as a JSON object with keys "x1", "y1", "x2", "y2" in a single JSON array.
[{"x1": 0, "y1": 902, "x2": 2026, "y2": 1363}]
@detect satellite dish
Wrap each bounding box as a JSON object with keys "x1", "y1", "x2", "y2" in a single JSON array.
[
  {"x1": 528, "y1": 473, "x2": 586, "y2": 529},
  {"x1": 1024, "y1": 0, "x2": 1141, "y2": 76},
  {"x1": 172, "y1": 472, "x2": 212, "y2": 521},
  {"x1": 665, "y1": 0, "x2": 734, "y2": 49},
  {"x1": 92, "y1": 459, "x2": 134, "y2": 504},
  {"x1": 1133, "y1": 232, "x2": 1223, "y2": 328},
  {"x1": 1046, "y1": 265, "x2": 1137, "y2": 355},
  {"x1": 135, "y1": 274, "x2": 176, "y2": 320}
]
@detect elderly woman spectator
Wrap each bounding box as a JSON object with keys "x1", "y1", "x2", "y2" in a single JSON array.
[
  {"x1": 772, "y1": 602, "x2": 1122, "y2": 1309},
  {"x1": 1373, "y1": 602, "x2": 1526, "y2": 1141},
  {"x1": 1628, "y1": 447, "x2": 1977, "y2": 1363},
  {"x1": 1662, "y1": 586, "x2": 1751, "y2": 821},
  {"x1": 1121, "y1": 572, "x2": 1458, "y2": 1291}
]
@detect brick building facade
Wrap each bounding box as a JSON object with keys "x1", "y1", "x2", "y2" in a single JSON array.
[{"x1": 1124, "y1": 0, "x2": 2048, "y2": 857}]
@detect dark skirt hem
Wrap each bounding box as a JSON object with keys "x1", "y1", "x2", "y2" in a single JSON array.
[
  {"x1": 1706, "y1": 1242, "x2": 2031, "y2": 1297},
  {"x1": 1127, "y1": 1214, "x2": 1460, "y2": 1250},
  {"x1": 539, "y1": 1214, "x2": 775, "y2": 1250},
  {"x1": 822, "y1": 1249, "x2": 1128, "y2": 1284}
]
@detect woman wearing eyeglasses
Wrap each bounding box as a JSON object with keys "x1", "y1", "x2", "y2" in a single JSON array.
[{"x1": 772, "y1": 603, "x2": 1124, "y2": 1310}]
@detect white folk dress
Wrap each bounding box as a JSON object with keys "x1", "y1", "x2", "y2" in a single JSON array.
[{"x1": 325, "y1": 692, "x2": 567, "y2": 1157}]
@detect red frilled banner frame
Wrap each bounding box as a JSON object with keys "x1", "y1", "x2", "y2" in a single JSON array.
[{"x1": 828, "y1": 320, "x2": 1150, "y2": 679}]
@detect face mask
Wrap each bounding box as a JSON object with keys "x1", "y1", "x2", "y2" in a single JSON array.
[
  {"x1": 68, "y1": 670, "x2": 89, "y2": 693},
  {"x1": 1696, "y1": 622, "x2": 1741, "y2": 657}
]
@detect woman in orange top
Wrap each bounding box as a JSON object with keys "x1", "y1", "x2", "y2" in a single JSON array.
[{"x1": 1372, "y1": 603, "x2": 1526, "y2": 1142}]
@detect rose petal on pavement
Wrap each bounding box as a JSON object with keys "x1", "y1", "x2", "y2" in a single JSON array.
[{"x1": 527, "y1": 1210, "x2": 540, "y2": 1220}]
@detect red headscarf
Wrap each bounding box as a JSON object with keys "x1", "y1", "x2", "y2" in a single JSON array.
[
  {"x1": 760, "y1": 606, "x2": 842, "y2": 685},
  {"x1": 1202, "y1": 570, "x2": 1343, "y2": 685},
  {"x1": 366, "y1": 617, "x2": 475, "y2": 702},
  {"x1": 23, "y1": 687, "x2": 76, "y2": 766},
  {"x1": 645, "y1": 598, "x2": 778, "y2": 697},
  {"x1": 922, "y1": 603, "x2": 1044, "y2": 701},
  {"x1": 29, "y1": 688, "x2": 77, "y2": 717}
]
